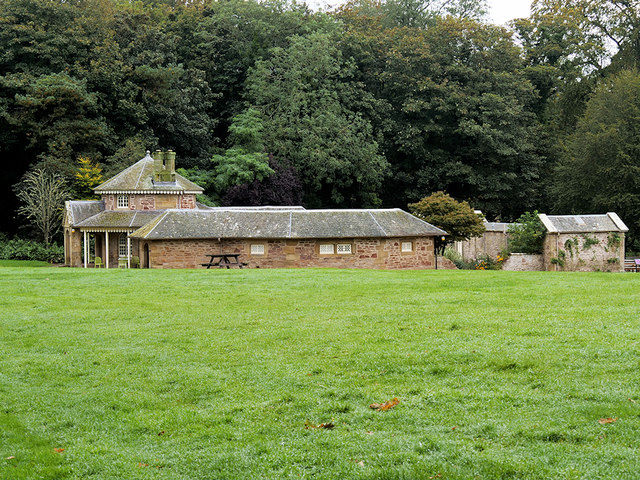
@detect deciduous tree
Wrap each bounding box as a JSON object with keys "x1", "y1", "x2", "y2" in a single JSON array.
[
  {"x1": 408, "y1": 191, "x2": 484, "y2": 243},
  {"x1": 245, "y1": 32, "x2": 389, "y2": 207},
  {"x1": 552, "y1": 70, "x2": 640, "y2": 251},
  {"x1": 15, "y1": 169, "x2": 70, "y2": 246}
]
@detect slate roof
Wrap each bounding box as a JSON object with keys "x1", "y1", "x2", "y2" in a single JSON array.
[
  {"x1": 65, "y1": 200, "x2": 105, "y2": 226},
  {"x1": 76, "y1": 210, "x2": 164, "y2": 230},
  {"x1": 94, "y1": 153, "x2": 203, "y2": 194},
  {"x1": 484, "y1": 221, "x2": 511, "y2": 232},
  {"x1": 539, "y1": 213, "x2": 628, "y2": 233},
  {"x1": 130, "y1": 208, "x2": 447, "y2": 240}
]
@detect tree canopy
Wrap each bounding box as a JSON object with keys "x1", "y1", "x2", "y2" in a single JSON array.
[{"x1": 408, "y1": 191, "x2": 485, "y2": 243}]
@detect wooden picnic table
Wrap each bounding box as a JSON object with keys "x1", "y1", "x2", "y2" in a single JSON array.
[{"x1": 202, "y1": 253, "x2": 244, "y2": 269}]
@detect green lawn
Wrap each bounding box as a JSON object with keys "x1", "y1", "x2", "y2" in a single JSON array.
[
  {"x1": 1, "y1": 268, "x2": 639, "y2": 479},
  {"x1": 0, "y1": 259, "x2": 51, "y2": 267}
]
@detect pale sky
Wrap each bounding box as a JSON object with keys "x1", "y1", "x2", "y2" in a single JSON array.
[
  {"x1": 489, "y1": 0, "x2": 531, "y2": 25},
  {"x1": 307, "y1": 0, "x2": 532, "y2": 25}
]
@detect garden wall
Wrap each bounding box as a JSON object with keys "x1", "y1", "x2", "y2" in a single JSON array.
[
  {"x1": 502, "y1": 253, "x2": 544, "y2": 271},
  {"x1": 457, "y1": 230, "x2": 509, "y2": 261}
]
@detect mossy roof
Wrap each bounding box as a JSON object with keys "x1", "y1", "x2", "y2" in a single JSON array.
[
  {"x1": 76, "y1": 210, "x2": 163, "y2": 229},
  {"x1": 539, "y1": 213, "x2": 628, "y2": 233},
  {"x1": 94, "y1": 154, "x2": 203, "y2": 194},
  {"x1": 130, "y1": 208, "x2": 447, "y2": 240},
  {"x1": 66, "y1": 200, "x2": 105, "y2": 226}
]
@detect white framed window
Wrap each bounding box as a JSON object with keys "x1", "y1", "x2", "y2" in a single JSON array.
[
  {"x1": 118, "y1": 234, "x2": 128, "y2": 257},
  {"x1": 117, "y1": 194, "x2": 129, "y2": 208},
  {"x1": 319, "y1": 244, "x2": 334, "y2": 255},
  {"x1": 251, "y1": 244, "x2": 265, "y2": 255},
  {"x1": 336, "y1": 244, "x2": 352, "y2": 254},
  {"x1": 402, "y1": 241, "x2": 413, "y2": 252}
]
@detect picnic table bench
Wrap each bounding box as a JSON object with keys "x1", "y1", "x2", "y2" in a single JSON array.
[
  {"x1": 624, "y1": 258, "x2": 640, "y2": 272},
  {"x1": 201, "y1": 254, "x2": 245, "y2": 269}
]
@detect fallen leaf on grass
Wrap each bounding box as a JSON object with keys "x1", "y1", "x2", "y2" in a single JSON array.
[
  {"x1": 304, "y1": 420, "x2": 334, "y2": 430},
  {"x1": 6, "y1": 456, "x2": 15, "y2": 460},
  {"x1": 451, "y1": 426, "x2": 457, "y2": 431},
  {"x1": 138, "y1": 463, "x2": 150, "y2": 467},
  {"x1": 158, "y1": 431, "x2": 165, "y2": 436},
  {"x1": 53, "y1": 448, "x2": 65, "y2": 454},
  {"x1": 369, "y1": 397, "x2": 399, "y2": 411},
  {"x1": 598, "y1": 417, "x2": 618, "y2": 425},
  {"x1": 629, "y1": 398, "x2": 636, "y2": 404}
]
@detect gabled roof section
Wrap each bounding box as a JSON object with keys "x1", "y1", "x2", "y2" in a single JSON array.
[
  {"x1": 94, "y1": 153, "x2": 203, "y2": 194},
  {"x1": 130, "y1": 208, "x2": 447, "y2": 240},
  {"x1": 65, "y1": 200, "x2": 105, "y2": 227},
  {"x1": 539, "y1": 213, "x2": 629, "y2": 233},
  {"x1": 76, "y1": 210, "x2": 164, "y2": 230}
]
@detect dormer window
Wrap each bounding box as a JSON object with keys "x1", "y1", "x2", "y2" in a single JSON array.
[{"x1": 117, "y1": 195, "x2": 129, "y2": 209}]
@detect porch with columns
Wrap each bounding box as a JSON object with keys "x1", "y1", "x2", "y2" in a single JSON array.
[{"x1": 79, "y1": 228, "x2": 139, "y2": 268}]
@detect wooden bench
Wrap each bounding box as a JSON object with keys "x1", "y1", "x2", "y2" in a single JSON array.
[{"x1": 624, "y1": 258, "x2": 640, "y2": 272}]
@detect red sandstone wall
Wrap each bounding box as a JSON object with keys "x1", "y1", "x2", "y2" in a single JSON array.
[
  {"x1": 102, "y1": 194, "x2": 196, "y2": 211},
  {"x1": 147, "y1": 237, "x2": 435, "y2": 270}
]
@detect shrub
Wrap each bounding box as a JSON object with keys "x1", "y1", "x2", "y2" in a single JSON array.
[
  {"x1": 0, "y1": 238, "x2": 64, "y2": 263},
  {"x1": 508, "y1": 211, "x2": 545, "y2": 254},
  {"x1": 442, "y1": 247, "x2": 505, "y2": 270},
  {"x1": 474, "y1": 254, "x2": 505, "y2": 270}
]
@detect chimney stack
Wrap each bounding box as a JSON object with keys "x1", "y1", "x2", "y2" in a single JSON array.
[
  {"x1": 152, "y1": 149, "x2": 176, "y2": 182},
  {"x1": 165, "y1": 150, "x2": 176, "y2": 177}
]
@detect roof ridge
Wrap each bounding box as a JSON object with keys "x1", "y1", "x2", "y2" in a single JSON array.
[
  {"x1": 144, "y1": 210, "x2": 171, "y2": 239},
  {"x1": 133, "y1": 158, "x2": 151, "y2": 189},
  {"x1": 95, "y1": 156, "x2": 146, "y2": 190},
  {"x1": 368, "y1": 211, "x2": 388, "y2": 236}
]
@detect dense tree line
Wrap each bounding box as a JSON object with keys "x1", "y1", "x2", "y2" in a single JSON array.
[{"x1": 1, "y1": 0, "x2": 639, "y2": 250}]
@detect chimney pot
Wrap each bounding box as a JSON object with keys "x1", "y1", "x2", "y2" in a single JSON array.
[
  {"x1": 153, "y1": 150, "x2": 165, "y2": 182},
  {"x1": 165, "y1": 150, "x2": 176, "y2": 179}
]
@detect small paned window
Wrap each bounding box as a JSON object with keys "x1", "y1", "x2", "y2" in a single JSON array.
[
  {"x1": 118, "y1": 234, "x2": 128, "y2": 257},
  {"x1": 117, "y1": 195, "x2": 129, "y2": 208},
  {"x1": 319, "y1": 244, "x2": 334, "y2": 255},
  {"x1": 251, "y1": 244, "x2": 265, "y2": 255},
  {"x1": 402, "y1": 241, "x2": 413, "y2": 252},
  {"x1": 336, "y1": 244, "x2": 352, "y2": 254}
]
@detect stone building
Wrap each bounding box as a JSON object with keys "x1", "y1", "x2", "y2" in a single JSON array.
[
  {"x1": 539, "y1": 213, "x2": 628, "y2": 272},
  {"x1": 64, "y1": 151, "x2": 447, "y2": 269},
  {"x1": 454, "y1": 212, "x2": 628, "y2": 272},
  {"x1": 455, "y1": 219, "x2": 511, "y2": 261},
  {"x1": 63, "y1": 150, "x2": 203, "y2": 268}
]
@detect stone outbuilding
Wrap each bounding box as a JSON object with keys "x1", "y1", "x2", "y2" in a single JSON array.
[
  {"x1": 64, "y1": 150, "x2": 447, "y2": 269},
  {"x1": 539, "y1": 213, "x2": 628, "y2": 272},
  {"x1": 454, "y1": 211, "x2": 628, "y2": 272},
  {"x1": 455, "y1": 219, "x2": 511, "y2": 261}
]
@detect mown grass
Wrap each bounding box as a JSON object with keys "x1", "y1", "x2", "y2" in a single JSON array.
[
  {"x1": 0, "y1": 259, "x2": 50, "y2": 267},
  {"x1": 1, "y1": 268, "x2": 639, "y2": 479}
]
